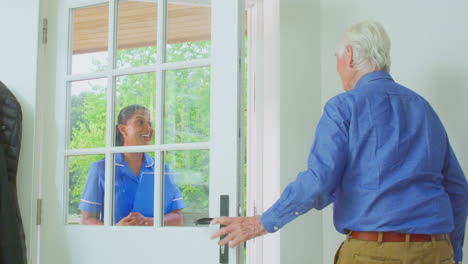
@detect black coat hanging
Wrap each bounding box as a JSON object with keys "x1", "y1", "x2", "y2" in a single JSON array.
[{"x1": 0, "y1": 81, "x2": 27, "y2": 264}]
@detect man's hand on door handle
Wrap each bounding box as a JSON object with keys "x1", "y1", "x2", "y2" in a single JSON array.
[{"x1": 210, "y1": 215, "x2": 268, "y2": 248}]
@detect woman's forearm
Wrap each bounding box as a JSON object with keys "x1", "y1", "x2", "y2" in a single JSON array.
[
  {"x1": 81, "y1": 211, "x2": 104, "y2": 225},
  {"x1": 163, "y1": 209, "x2": 183, "y2": 226}
]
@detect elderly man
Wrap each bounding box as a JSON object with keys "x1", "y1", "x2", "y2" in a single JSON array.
[{"x1": 211, "y1": 21, "x2": 468, "y2": 263}]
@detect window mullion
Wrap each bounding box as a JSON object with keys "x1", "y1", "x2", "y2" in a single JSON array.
[
  {"x1": 65, "y1": 7, "x2": 74, "y2": 149},
  {"x1": 64, "y1": 143, "x2": 210, "y2": 156},
  {"x1": 63, "y1": 59, "x2": 211, "y2": 82},
  {"x1": 152, "y1": 0, "x2": 167, "y2": 227},
  {"x1": 103, "y1": 0, "x2": 118, "y2": 227}
]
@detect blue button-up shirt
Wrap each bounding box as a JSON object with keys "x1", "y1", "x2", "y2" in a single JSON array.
[{"x1": 261, "y1": 71, "x2": 468, "y2": 262}]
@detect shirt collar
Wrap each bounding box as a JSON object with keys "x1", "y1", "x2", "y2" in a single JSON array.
[
  {"x1": 114, "y1": 152, "x2": 154, "y2": 168},
  {"x1": 354, "y1": 71, "x2": 394, "y2": 90}
]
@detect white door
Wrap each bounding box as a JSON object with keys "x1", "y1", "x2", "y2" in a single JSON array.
[{"x1": 39, "y1": 0, "x2": 245, "y2": 263}]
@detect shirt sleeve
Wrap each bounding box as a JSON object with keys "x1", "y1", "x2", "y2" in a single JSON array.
[
  {"x1": 442, "y1": 140, "x2": 468, "y2": 263},
  {"x1": 78, "y1": 161, "x2": 104, "y2": 214},
  {"x1": 164, "y1": 163, "x2": 186, "y2": 214},
  {"x1": 261, "y1": 98, "x2": 349, "y2": 233}
]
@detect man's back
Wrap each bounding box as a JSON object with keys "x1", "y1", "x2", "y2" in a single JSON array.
[
  {"x1": 210, "y1": 20, "x2": 468, "y2": 264},
  {"x1": 332, "y1": 71, "x2": 467, "y2": 259},
  {"x1": 334, "y1": 71, "x2": 450, "y2": 231}
]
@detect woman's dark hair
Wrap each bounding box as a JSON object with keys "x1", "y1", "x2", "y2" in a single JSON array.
[{"x1": 115, "y1": 104, "x2": 150, "y2": 146}]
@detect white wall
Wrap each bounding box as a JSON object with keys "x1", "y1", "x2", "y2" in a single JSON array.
[
  {"x1": 320, "y1": 1, "x2": 468, "y2": 263},
  {"x1": 0, "y1": 0, "x2": 41, "y2": 263},
  {"x1": 279, "y1": 0, "x2": 323, "y2": 263},
  {"x1": 2, "y1": 1, "x2": 467, "y2": 264}
]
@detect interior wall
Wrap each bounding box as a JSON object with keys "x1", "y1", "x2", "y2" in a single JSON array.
[
  {"x1": 0, "y1": 0, "x2": 41, "y2": 263},
  {"x1": 320, "y1": 1, "x2": 468, "y2": 263},
  {"x1": 3, "y1": 1, "x2": 467, "y2": 264},
  {"x1": 279, "y1": 0, "x2": 323, "y2": 263}
]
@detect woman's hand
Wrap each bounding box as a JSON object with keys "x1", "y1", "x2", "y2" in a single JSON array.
[
  {"x1": 116, "y1": 212, "x2": 147, "y2": 226},
  {"x1": 142, "y1": 217, "x2": 154, "y2": 226}
]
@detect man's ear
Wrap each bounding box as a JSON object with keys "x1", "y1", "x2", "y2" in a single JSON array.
[
  {"x1": 345, "y1": 45, "x2": 353, "y2": 68},
  {"x1": 118, "y1": 124, "x2": 128, "y2": 137}
]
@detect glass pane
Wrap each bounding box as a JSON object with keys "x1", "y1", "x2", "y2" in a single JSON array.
[
  {"x1": 112, "y1": 152, "x2": 155, "y2": 226},
  {"x1": 117, "y1": 0, "x2": 158, "y2": 68},
  {"x1": 115, "y1": 73, "x2": 156, "y2": 147},
  {"x1": 68, "y1": 154, "x2": 105, "y2": 225},
  {"x1": 164, "y1": 150, "x2": 209, "y2": 227},
  {"x1": 166, "y1": 0, "x2": 211, "y2": 63},
  {"x1": 164, "y1": 67, "x2": 210, "y2": 144},
  {"x1": 111, "y1": 152, "x2": 187, "y2": 227},
  {"x1": 71, "y1": 4, "x2": 109, "y2": 74},
  {"x1": 69, "y1": 78, "x2": 107, "y2": 149}
]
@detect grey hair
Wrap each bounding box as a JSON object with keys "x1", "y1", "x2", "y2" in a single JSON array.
[{"x1": 337, "y1": 21, "x2": 391, "y2": 72}]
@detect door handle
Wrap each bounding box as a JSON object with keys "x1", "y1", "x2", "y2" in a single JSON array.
[
  {"x1": 219, "y1": 195, "x2": 229, "y2": 264},
  {"x1": 194, "y1": 217, "x2": 213, "y2": 226},
  {"x1": 193, "y1": 195, "x2": 229, "y2": 263}
]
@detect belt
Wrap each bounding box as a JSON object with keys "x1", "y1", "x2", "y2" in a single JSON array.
[{"x1": 348, "y1": 231, "x2": 449, "y2": 242}]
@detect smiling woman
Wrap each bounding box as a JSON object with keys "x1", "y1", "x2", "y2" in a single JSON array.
[
  {"x1": 115, "y1": 105, "x2": 154, "y2": 147},
  {"x1": 78, "y1": 104, "x2": 186, "y2": 226}
]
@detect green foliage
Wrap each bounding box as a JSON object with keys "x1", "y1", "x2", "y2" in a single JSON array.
[
  {"x1": 69, "y1": 41, "x2": 211, "y2": 217},
  {"x1": 164, "y1": 67, "x2": 210, "y2": 144},
  {"x1": 70, "y1": 83, "x2": 107, "y2": 149},
  {"x1": 179, "y1": 184, "x2": 209, "y2": 212},
  {"x1": 165, "y1": 149, "x2": 209, "y2": 215},
  {"x1": 167, "y1": 41, "x2": 210, "y2": 62},
  {"x1": 117, "y1": 46, "x2": 157, "y2": 68},
  {"x1": 68, "y1": 155, "x2": 104, "y2": 216}
]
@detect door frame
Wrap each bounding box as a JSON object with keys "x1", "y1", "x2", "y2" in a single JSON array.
[
  {"x1": 245, "y1": 0, "x2": 281, "y2": 264},
  {"x1": 32, "y1": 0, "x2": 247, "y2": 263},
  {"x1": 31, "y1": 0, "x2": 282, "y2": 263}
]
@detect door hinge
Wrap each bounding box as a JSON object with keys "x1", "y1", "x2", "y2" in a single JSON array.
[
  {"x1": 36, "y1": 199, "x2": 42, "y2": 225},
  {"x1": 42, "y1": 18, "x2": 48, "y2": 44}
]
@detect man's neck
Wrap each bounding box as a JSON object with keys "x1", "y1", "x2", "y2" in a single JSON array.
[{"x1": 348, "y1": 71, "x2": 370, "y2": 91}]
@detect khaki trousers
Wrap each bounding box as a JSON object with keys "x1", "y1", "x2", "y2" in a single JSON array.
[{"x1": 334, "y1": 236, "x2": 454, "y2": 264}]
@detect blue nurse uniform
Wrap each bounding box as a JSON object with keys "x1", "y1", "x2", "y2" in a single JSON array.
[{"x1": 78, "y1": 153, "x2": 185, "y2": 223}]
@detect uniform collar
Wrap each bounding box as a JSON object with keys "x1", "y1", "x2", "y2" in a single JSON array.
[
  {"x1": 354, "y1": 71, "x2": 394, "y2": 90},
  {"x1": 114, "y1": 152, "x2": 154, "y2": 168}
]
